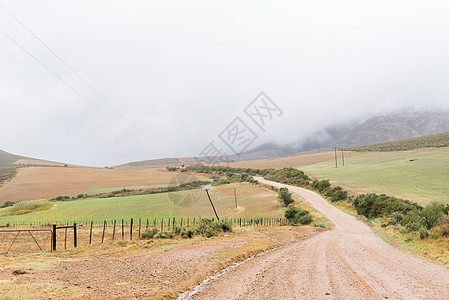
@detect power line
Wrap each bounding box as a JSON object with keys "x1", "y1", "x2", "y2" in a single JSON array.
[
  {"x1": 0, "y1": 2, "x2": 160, "y2": 155},
  {"x1": 0, "y1": 26, "x2": 155, "y2": 155}
]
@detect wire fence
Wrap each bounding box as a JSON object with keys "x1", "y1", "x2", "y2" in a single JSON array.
[{"x1": 0, "y1": 217, "x2": 287, "y2": 255}]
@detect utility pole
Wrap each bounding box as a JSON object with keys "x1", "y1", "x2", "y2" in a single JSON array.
[
  {"x1": 317, "y1": 144, "x2": 320, "y2": 153},
  {"x1": 334, "y1": 147, "x2": 338, "y2": 168},
  {"x1": 341, "y1": 148, "x2": 345, "y2": 166},
  {"x1": 234, "y1": 188, "x2": 237, "y2": 209},
  {"x1": 205, "y1": 189, "x2": 219, "y2": 220}
]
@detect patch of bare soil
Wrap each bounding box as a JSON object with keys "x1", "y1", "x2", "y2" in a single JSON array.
[
  {"x1": 190, "y1": 179, "x2": 449, "y2": 299},
  {"x1": 0, "y1": 227, "x2": 318, "y2": 299}
]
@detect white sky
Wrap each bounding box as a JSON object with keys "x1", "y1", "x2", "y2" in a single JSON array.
[{"x1": 1, "y1": 0, "x2": 449, "y2": 166}]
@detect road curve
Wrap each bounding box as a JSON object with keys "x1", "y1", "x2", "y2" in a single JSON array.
[{"x1": 191, "y1": 178, "x2": 449, "y2": 299}]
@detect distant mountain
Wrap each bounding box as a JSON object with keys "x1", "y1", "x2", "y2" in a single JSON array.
[
  {"x1": 207, "y1": 110, "x2": 449, "y2": 162},
  {"x1": 328, "y1": 111, "x2": 449, "y2": 148},
  {"x1": 123, "y1": 111, "x2": 449, "y2": 166}
]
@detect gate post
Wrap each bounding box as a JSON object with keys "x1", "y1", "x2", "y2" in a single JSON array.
[
  {"x1": 73, "y1": 223, "x2": 77, "y2": 248},
  {"x1": 52, "y1": 224, "x2": 56, "y2": 251}
]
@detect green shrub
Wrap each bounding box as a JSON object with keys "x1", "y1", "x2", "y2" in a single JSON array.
[
  {"x1": 141, "y1": 228, "x2": 160, "y2": 239},
  {"x1": 326, "y1": 186, "x2": 348, "y2": 202},
  {"x1": 440, "y1": 217, "x2": 449, "y2": 237},
  {"x1": 141, "y1": 219, "x2": 233, "y2": 240},
  {"x1": 285, "y1": 206, "x2": 312, "y2": 225},
  {"x1": 388, "y1": 212, "x2": 404, "y2": 225},
  {"x1": 213, "y1": 219, "x2": 233, "y2": 233},
  {"x1": 354, "y1": 193, "x2": 421, "y2": 219},
  {"x1": 1, "y1": 201, "x2": 15, "y2": 208},
  {"x1": 203, "y1": 227, "x2": 218, "y2": 238},
  {"x1": 401, "y1": 210, "x2": 421, "y2": 231},
  {"x1": 181, "y1": 227, "x2": 196, "y2": 238},
  {"x1": 155, "y1": 231, "x2": 174, "y2": 239},
  {"x1": 297, "y1": 214, "x2": 313, "y2": 225},
  {"x1": 420, "y1": 202, "x2": 447, "y2": 230},
  {"x1": 264, "y1": 168, "x2": 310, "y2": 186},
  {"x1": 278, "y1": 188, "x2": 294, "y2": 206},
  {"x1": 419, "y1": 227, "x2": 429, "y2": 239},
  {"x1": 313, "y1": 179, "x2": 331, "y2": 193},
  {"x1": 285, "y1": 206, "x2": 300, "y2": 220}
]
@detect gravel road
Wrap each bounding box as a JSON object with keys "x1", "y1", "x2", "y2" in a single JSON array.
[{"x1": 191, "y1": 178, "x2": 449, "y2": 299}]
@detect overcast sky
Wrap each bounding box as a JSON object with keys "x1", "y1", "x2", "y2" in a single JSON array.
[{"x1": 1, "y1": 0, "x2": 449, "y2": 166}]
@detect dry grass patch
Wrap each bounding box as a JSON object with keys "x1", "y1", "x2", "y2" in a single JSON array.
[{"x1": 0, "y1": 226, "x2": 323, "y2": 299}]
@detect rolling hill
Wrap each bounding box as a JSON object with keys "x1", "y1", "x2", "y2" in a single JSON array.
[
  {"x1": 0, "y1": 149, "x2": 25, "y2": 168},
  {"x1": 349, "y1": 131, "x2": 449, "y2": 152},
  {"x1": 301, "y1": 132, "x2": 449, "y2": 204},
  {"x1": 0, "y1": 148, "x2": 71, "y2": 168}
]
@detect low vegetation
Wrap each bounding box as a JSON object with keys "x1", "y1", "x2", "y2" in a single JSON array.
[
  {"x1": 284, "y1": 206, "x2": 313, "y2": 225},
  {"x1": 141, "y1": 219, "x2": 233, "y2": 239},
  {"x1": 278, "y1": 187, "x2": 294, "y2": 206},
  {"x1": 350, "y1": 131, "x2": 449, "y2": 152},
  {"x1": 51, "y1": 180, "x2": 211, "y2": 201},
  {"x1": 0, "y1": 167, "x2": 17, "y2": 184},
  {"x1": 2, "y1": 199, "x2": 52, "y2": 216},
  {"x1": 0, "y1": 201, "x2": 14, "y2": 208}
]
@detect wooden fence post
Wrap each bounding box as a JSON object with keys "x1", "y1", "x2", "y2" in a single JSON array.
[
  {"x1": 112, "y1": 220, "x2": 116, "y2": 241},
  {"x1": 52, "y1": 224, "x2": 56, "y2": 251},
  {"x1": 121, "y1": 219, "x2": 124, "y2": 240},
  {"x1": 138, "y1": 218, "x2": 141, "y2": 240},
  {"x1": 130, "y1": 218, "x2": 133, "y2": 240},
  {"x1": 101, "y1": 220, "x2": 106, "y2": 243},
  {"x1": 73, "y1": 223, "x2": 77, "y2": 248},
  {"x1": 89, "y1": 221, "x2": 93, "y2": 245}
]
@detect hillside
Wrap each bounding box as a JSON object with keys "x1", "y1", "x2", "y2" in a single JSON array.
[
  {"x1": 0, "y1": 148, "x2": 71, "y2": 168},
  {"x1": 349, "y1": 131, "x2": 449, "y2": 152},
  {"x1": 301, "y1": 147, "x2": 449, "y2": 204},
  {"x1": 329, "y1": 111, "x2": 449, "y2": 148},
  {"x1": 0, "y1": 149, "x2": 25, "y2": 168},
  {"x1": 118, "y1": 157, "x2": 200, "y2": 168}
]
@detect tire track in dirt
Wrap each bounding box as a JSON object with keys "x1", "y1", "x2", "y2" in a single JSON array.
[{"x1": 188, "y1": 178, "x2": 449, "y2": 299}]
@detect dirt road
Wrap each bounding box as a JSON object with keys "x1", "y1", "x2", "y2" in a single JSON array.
[{"x1": 190, "y1": 178, "x2": 449, "y2": 299}]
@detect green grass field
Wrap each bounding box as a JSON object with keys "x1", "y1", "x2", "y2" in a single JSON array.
[
  {"x1": 301, "y1": 147, "x2": 449, "y2": 204},
  {"x1": 0, "y1": 183, "x2": 285, "y2": 224}
]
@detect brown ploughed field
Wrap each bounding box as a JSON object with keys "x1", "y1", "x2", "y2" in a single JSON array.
[{"x1": 0, "y1": 167, "x2": 206, "y2": 204}]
